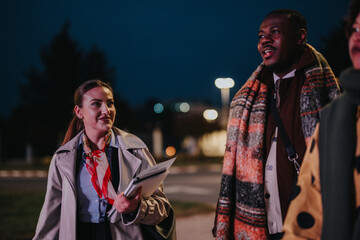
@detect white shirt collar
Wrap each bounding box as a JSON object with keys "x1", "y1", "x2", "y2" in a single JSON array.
[{"x1": 273, "y1": 69, "x2": 296, "y2": 84}]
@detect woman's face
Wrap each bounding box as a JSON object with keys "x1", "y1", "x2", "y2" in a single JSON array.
[
  {"x1": 349, "y1": 12, "x2": 360, "y2": 70},
  {"x1": 75, "y1": 86, "x2": 116, "y2": 136}
]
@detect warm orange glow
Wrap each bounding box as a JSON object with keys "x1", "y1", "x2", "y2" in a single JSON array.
[{"x1": 165, "y1": 146, "x2": 176, "y2": 157}]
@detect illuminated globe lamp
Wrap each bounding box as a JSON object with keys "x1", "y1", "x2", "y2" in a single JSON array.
[
  {"x1": 215, "y1": 78, "x2": 235, "y2": 128},
  {"x1": 203, "y1": 109, "x2": 218, "y2": 122}
]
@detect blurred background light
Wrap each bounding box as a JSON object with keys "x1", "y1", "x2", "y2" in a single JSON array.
[
  {"x1": 215, "y1": 78, "x2": 235, "y2": 89},
  {"x1": 165, "y1": 146, "x2": 176, "y2": 157},
  {"x1": 153, "y1": 103, "x2": 164, "y2": 114},
  {"x1": 179, "y1": 102, "x2": 190, "y2": 113},
  {"x1": 203, "y1": 109, "x2": 218, "y2": 121}
]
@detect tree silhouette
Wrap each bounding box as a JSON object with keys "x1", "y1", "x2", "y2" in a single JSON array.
[
  {"x1": 3, "y1": 22, "x2": 129, "y2": 160},
  {"x1": 320, "y1": 19, "x2": 352, "y2": 77}
]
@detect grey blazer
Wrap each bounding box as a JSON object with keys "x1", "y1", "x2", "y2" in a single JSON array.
[{"x1": 33, "y1": 127, "x2": 172, "y2": 240}]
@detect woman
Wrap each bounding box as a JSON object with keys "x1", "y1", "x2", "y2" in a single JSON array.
[
  {"x1": 282, "y1": 0, "x2": 360, "y2": 239},
  {"x1": 33, "y1": 80, "x2": 175, "y2": 240}
]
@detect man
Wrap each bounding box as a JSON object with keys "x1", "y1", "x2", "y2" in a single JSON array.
[
  {"x1": 282, "y1": 1, "x2": 360, "y2": 239},
  {"x1": 213, "y1": 9, "x2": 340, "y2": 240}
]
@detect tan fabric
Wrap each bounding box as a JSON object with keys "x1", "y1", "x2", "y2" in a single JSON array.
[
  {"x1": 33, "y1": 127, "x2": 172, "y2": 240},
  {"x1": 282, "y1": 107, "x2": 360, "y2": 239}
]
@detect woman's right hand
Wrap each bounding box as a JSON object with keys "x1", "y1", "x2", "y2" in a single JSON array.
[{"x1": 113, "y1": 187, "x2": 142, "y2": 214}]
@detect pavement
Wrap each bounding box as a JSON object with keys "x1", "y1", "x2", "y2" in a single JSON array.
[{"x1": 176, "y1": 212, "x2": 216, "y2": 240}]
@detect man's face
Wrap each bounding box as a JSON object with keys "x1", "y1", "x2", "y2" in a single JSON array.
[
  {"x1": 257, "y1": 14, "x2": 302, "y2": 77},
  {"x1": 349, "y1": 12, "x2": 360, "y2": 70}
]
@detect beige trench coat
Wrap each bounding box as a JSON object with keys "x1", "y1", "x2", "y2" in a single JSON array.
[{"x1": 33, "y1": 127, "x2": 172, "y2": 240}]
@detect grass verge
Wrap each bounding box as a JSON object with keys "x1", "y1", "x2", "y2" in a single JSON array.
[{"x1": 0, "y1": 190, "x2": 45, "y2": 240}]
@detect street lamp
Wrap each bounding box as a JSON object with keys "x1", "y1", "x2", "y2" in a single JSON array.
[
  {"x1": 215, "y1": 78, "x2": 235, "y2": 128},
  {"x1": 203, "y1": 109, "x2": 218, "y2": 121}
]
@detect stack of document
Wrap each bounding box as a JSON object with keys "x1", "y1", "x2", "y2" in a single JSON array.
[{"x1": 124, "y1": 157, "x2": 176, "y2": 198}]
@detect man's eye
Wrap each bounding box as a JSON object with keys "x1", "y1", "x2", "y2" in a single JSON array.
[
  {"x1": 258, "y1": 34, "x2": 265, "y2": 39},
  {"x1": 271, "y1": 30, "x2": 280, "y2": 36}
]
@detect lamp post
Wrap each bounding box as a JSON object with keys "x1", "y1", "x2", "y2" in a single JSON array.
[{"x1": 215, "y1": 78, "x2": 235, "y2": 128}]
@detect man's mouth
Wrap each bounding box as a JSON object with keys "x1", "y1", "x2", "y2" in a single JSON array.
[{"x1": 262, "y1": 46, "x2": 276, "y2": 59}]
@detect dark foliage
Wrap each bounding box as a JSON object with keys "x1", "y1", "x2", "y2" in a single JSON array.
[{"x1": 2, "y1": 22, "x2": 132, "y2": 160}]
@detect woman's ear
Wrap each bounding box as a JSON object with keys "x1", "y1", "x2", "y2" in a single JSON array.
[
  {"x1": 74, "y1": 105, "x2": 83, "y2": 119},
  {"x1": 297, "y1": 28, "x2": 307, "y2": 46}
]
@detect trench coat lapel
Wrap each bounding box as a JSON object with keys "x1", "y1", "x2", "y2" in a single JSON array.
[
  {"x1": 118, "y1": 148, "x2": 142, "y2": 193},
  {"x1": 55, "y1": 131, "x2": 83, "y2": 193},
  {"x1": 57, "y1": 149, "x2": 77, "y2": 192},
  {"x1": 114, "y1": 127, "x2": 147, "y2": 193}
]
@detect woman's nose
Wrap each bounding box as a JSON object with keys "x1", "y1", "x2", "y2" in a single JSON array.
[
  {"x1": 101, "y1": 104, "x2": 110, "y2": 114},
  {"x1": 353, "y1": 31, "x2": 360, "y2": 42}
]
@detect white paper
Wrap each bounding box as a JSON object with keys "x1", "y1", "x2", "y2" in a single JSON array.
[{"x1": 124, "y1": 157, "x2": 176, "y2": 198}]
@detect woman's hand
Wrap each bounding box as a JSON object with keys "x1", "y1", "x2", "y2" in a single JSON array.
[{"x1": 113, "y1": 187, "x2": 142, "y2": 214}]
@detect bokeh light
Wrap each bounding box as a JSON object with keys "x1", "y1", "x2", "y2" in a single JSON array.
[
  {"x1": 153, "y1": 103, "x2": 164, "y2": 114},
  {"x1": 179, "y1": 102, "x2": 190, "y2": 113},
  {"x1": 215, "y1": 78, "x2": 235, "y2": 89},
  {"x1": 203, "y1": 109, "x2": 218, "y2": 121},
  {"x1": 165, "y1": 146, "x2": 176, "y2": 157}
]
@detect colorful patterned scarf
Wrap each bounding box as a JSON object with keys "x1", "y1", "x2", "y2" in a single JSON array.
[
  {"x1": 82, "y1": 132, "x2": 117, "y2": 205},
  {"x1": 214, "y1": 45, "x2": 340, "y2": 239}
]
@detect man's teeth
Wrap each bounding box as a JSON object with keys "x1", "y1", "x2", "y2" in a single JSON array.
[{"x1": 264, "y1": 50, "x2": 272, "y2": 54}]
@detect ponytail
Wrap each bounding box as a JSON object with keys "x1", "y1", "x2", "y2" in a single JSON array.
[{"x1": 61, "y1": 116, "x2": 84, "y2": 145}]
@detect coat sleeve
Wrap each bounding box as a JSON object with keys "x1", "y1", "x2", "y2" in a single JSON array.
[
  {"x1": 282, "y1": 125, "x2": 323, "y2": 239},
  {"x1": 121, "y1": 147, "x2": 172, "y2": 226},
  {"x1": 33, "y1": 154, "x2": 63, "y2": 240}
]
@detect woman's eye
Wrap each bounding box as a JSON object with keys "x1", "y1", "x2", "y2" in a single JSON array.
[
  {"x1": 352, "y1": 27, "x2": 360, "y2": 34},
  {"x1": 92, "y1": 102, "x2": 101, "y2": 107},
  {"x1": 107, "y1": 101, "x2": 114, "y2": 107}
]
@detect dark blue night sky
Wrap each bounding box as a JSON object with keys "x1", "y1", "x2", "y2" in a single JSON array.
[{"x1": 0, "y1": 0, "x2": 352, "y2": 117}]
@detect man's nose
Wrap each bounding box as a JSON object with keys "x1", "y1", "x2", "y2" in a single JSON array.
[{"x1": 260, "y1": 35, "x2": 272, "y2": 44}]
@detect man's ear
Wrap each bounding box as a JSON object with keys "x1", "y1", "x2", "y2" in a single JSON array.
[
  {"x1": 74, "y1": 105, "x2": 83, "y2": 119},
  {"x1": 297, "y1": 28, "x2": 307, "y2": 46}
]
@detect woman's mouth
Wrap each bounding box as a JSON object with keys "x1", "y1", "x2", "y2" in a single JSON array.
[
  {"x1": 99, "y1": 116, "x2": 111, "y2": 121},
  {"x1": 351, "y1": 46, "x2": 360, "y2": 55}
]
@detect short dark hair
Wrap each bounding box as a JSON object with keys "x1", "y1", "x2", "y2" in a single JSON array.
[
  {"x1": 265, "y1": 9, "x2": 307, "y2": 32},
  {"x1": 346, "y1": 0, "x2": 360, "y2": 38}
]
